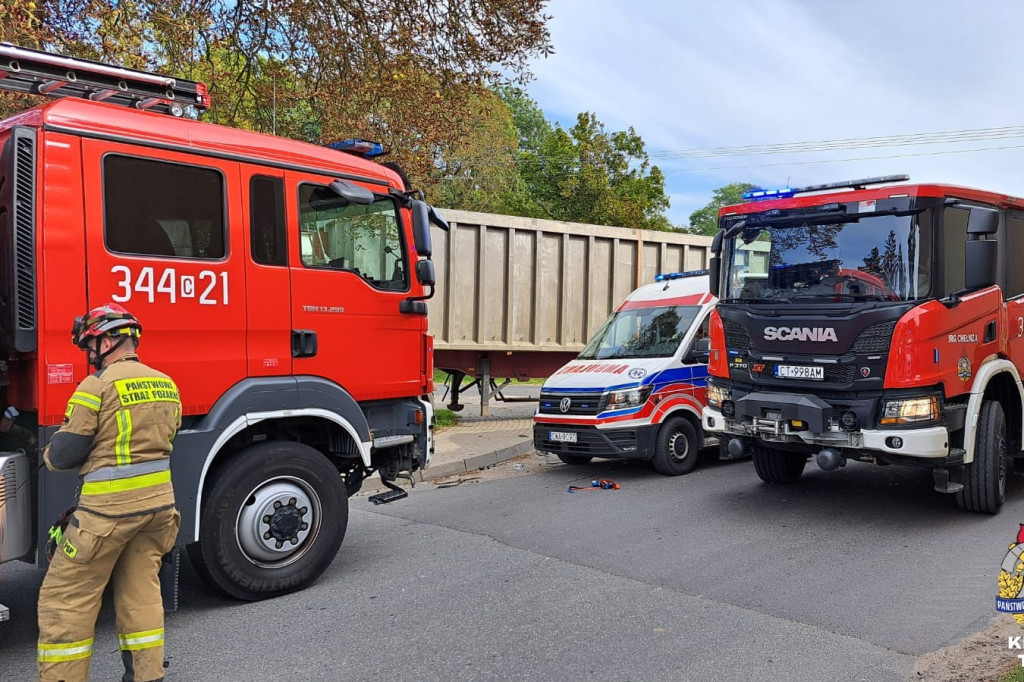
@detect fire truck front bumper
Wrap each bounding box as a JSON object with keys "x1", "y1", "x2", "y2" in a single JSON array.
[{"x1": 702, "y1": 396, "x2": 950, "y2": 461}]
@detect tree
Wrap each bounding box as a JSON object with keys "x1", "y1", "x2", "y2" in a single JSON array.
[
  {"x1": 685, "y1": 183, "x2": 757, "y2": 235},
  {"x1": 504, "y1": 98, "x2": 671, "y2": 231},
  {"x1": 0, "y1": 0, "x2": 554, "y2": 191}
]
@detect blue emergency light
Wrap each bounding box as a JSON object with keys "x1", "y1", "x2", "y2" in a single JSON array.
[
  {"x1": 655, "y1": 269, "x2": 708, "y2": 282},
  {"x1": 328, "y1": 138, "x2": 388, "y2": 158},
  {"x1": 742, "y1": 187, "x2": 796, "y2": 201}
]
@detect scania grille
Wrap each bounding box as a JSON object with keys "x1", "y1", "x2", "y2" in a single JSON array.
[
  {"x1": 851, "y1": 321, "x2": 896, "y2": 354},
  {"x1": 538, "y1": 392, "x2": 606, "y2": 416},
  {"x1": 753, "y1": 364, "x2": 855, "y2": 384},
  {"x1": 723, "y1": 319, "x2": 751, "y2": 351}
]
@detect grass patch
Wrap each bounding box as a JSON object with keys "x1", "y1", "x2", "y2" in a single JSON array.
[
  {"x1": 433, "y1": 369, "x2": 547, "y2": 386},
  {"x1": 1003, "y1": 665, "x2": 1024, "y2": 682},
  {"x1": 434, "y1": 408, "x2": 459, "y2": 429}
]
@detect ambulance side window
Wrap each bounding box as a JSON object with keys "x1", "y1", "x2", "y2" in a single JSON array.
[
  {"x1": 104, "y1": 155, "x2": 225, "y2": 259},
  {"x1": 250, "y1": 176, "x2": 287, "y2": 267}
]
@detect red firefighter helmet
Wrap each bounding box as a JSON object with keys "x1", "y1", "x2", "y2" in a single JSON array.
[{"x1": 71, "y1": 302, "x2": 143, "y2": 350}]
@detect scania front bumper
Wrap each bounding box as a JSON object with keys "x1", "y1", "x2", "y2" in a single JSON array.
[{"x1": 702, "y1": 396, "x2": 950, "y2": 460}]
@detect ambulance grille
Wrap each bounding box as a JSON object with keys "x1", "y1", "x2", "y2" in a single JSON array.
[
  {"x1": 12, "y1": 129, "x2": 36, "y2": 347},
  {"x1": 538, "y1": 391, "x2": 606, "y2": 416}
]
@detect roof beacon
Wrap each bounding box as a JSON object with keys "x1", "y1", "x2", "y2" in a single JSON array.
[
  {"x1": 329, "y1": 139, "x2": 388, "y2": 159},
  {"x1": 655, "y1": 269, "x2": 709, "y2": 282}
]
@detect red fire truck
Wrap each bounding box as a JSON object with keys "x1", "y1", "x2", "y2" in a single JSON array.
[
  {"x1": 700, "y1": 174, "x2": 1020, "y2": 514},
  {"x1": 0, "y1": 45, "x2": 447, "y2": 619}
]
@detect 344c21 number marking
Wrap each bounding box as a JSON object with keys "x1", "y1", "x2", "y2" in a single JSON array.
[{"x1": 111, "y1": 265, "x2": 229, "y2": 305}]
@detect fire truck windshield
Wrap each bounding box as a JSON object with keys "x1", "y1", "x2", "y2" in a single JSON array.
[
  {"x1": 579, "y1": 305, "x2": 700, "y2": 360},
  {"x1": 721, "y1": 210, "x2": 931, "y2": 303}
]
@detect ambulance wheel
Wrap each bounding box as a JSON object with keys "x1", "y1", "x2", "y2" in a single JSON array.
[
  {"x1": 557, "y1": 453, "x2": 593, "y2": 465},
  {"x1": 752, "y1": 444, "x2": 806, "y2": 484},
  {"x1": 187, "y1": 441, "x2": 348, "y2": 601},
  {"x1": 956, "y1": 400, "x2": 1007, "y2": 514},
  {"x1": 652, "y1": 417, "x2": 699, "y2": 476}
]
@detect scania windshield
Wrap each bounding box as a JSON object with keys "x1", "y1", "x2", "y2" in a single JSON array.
[
  {"x1": 720, "y1": 200, "x2": 933, "y2": 304},
  {"x1": 579, "y1": 305, "x2": 700, "y2": 360}
]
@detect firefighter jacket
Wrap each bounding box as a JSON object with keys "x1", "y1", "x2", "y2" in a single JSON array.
[{"x1": 43, "y1": 354, "x2": 181, "y2": 517}]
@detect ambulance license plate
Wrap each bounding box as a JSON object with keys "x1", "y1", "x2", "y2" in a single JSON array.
[
  {"x1": 775, "y1": 365, "x2": 824, "y2": 380},
  {"x1": 550, "y1": 431, "x2": 577, "y2": 443}
]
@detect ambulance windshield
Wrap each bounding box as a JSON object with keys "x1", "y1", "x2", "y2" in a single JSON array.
[{"x1": 579, "y1": 305, "x2": 700, "y2": 360}]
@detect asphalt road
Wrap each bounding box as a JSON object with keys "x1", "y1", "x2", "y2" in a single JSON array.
[{"x1": 2, "y1": 453, "x2": 1022, "y2": 681}]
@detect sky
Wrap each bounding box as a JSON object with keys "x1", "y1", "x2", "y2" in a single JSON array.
[{"x1": 524, "y1": 0, "x2": 1024, "y2": 227}]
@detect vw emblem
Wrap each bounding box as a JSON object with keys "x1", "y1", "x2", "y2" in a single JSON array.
[
  {"x1": 628, "y1": 368, "x2": 647, "y2": 379},
  {"x1": 559, "y1": 397, "x2": 572, "y2": 413}
]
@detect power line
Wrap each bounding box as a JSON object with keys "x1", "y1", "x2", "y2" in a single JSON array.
[
  {"x1": 646, "y1": 125, "x2": 1024, "y2": 159},
  {"x1": 663, "y1": 141, "x2": 1024, "y2": 172}
]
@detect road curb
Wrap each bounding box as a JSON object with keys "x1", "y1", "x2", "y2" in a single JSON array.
[{"x1": 416, "y1": 440, "x2": 536, "y2": 482}]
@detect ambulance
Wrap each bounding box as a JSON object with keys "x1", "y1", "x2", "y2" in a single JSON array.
[{"x1": 533, "y1": 271, "x2": 718, "y2": 475}]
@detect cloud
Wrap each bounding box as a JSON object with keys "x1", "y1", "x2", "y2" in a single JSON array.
[{"x1": 527, "y1": 0, "x2": 1024, "y2": 221}]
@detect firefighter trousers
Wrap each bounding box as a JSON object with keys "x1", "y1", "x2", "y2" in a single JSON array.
[{"x1": 37, "y1": 507, "x2": 180, "y2": 682}]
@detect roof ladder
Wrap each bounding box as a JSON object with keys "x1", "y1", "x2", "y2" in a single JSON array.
[{"x1": 0, "y1": 43, "x2": 209, "y2": 116}]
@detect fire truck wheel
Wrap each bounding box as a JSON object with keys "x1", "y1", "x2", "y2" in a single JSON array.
[
  {"x1": 752, "y1": 444, "x2": 806, "y2": 484},
  {"x1": 187, "y1": 441, "x2": 348, "y2": 601},
  {"x1": 557, "y1": 453, "x2": 593, "y2": 465},
  {"x1": 956, "y1": 400, "x2": 1007, "y2": 514},
  {"x1": 652, "y1": 417, "x2": 699, "y2": 476}
]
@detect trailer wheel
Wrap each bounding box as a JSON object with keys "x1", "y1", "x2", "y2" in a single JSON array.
[
  {"x1": 752, "y1": 444, "x2": 806, "y2": 484},
  {"x1": 652, "y1": 417, "x2": 699, "y2": 476},
  {"x1": 557, "y1": 453, "x2": 593, "y2": 465},
  {"x1": 956, "y1": 400, "x2": 1007, "y2": 514},
  {"x1": 187, "y1": 441, "x2": 348, "y2": 601}
]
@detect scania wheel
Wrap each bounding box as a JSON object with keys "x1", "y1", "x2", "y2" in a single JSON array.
[
  {"x1": 956, "y1": 399, "x2": 1006, "y2": 514},
  {"x1": 188, "y1": 441, "x2": 348, "y2": 601},
  {"x1": 752, "y1": 443, "x2": 806, "y2": 484}
]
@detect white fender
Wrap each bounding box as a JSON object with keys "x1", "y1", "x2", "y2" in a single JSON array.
[
  {"x1": 192, "y1": 408, "x2": 372, "y2": 538},
  {"x1": 963, "y1": 359, "x2": 1024, "y2": 465}
]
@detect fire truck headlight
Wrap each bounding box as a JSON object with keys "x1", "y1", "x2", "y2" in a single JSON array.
[
  {"x1": 707, "y1": 384, "x2": 732, "y2": 409},
  {"x1": 605, "y1": 386, "x2": 653, "y2": 410},
  {"x1": 879, "y1": 396, "x2": 940, "y2": 425}
]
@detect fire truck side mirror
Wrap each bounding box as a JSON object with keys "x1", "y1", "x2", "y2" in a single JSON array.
[
  {"x1": 416, "y1": 259, "x2": 436, "y2": 286},
  {"x1": 967, "y1": 206, "x2": 999, "y2": 235},
  {"x1": 411, "y1": 200, "x2": 434, "y2": 258},
  {"x1": 708, "y1": 231, "x2": 724, "y2": 298},
  {"x1": 327, "y1": 178, "x2": 374, "y2": 205}
]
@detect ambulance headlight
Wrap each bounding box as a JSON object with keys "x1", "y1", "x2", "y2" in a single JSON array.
[
  {"x1": 605, "y1": 386, "x2": 653, "y2": 410},
  {"x1": 707, "y1": 383, "x2": 732, "y2": 409},
  {"x1": 879, "y1": 395, "x2": 940, "y2": 425}
]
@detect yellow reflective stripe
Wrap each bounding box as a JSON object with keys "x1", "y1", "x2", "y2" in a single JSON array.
[
  {"x1": 80, "y1": 469, "x2": 170, "y2": 495},
  {"x1": 38, "y1": 637, "x2": 94, "y2": 662},
  {"x1": 115, "y1": 409, "x2": 133, "y2": 466},
  {"x1": 114, "y1": 377, "x2": 180, "y2": 407},
  {"x1": 118, "y1": 628, "x2": 164, "y2": 651},
  {"x1": 68, "y1": 391, "x2": 101, "y2": 412}
]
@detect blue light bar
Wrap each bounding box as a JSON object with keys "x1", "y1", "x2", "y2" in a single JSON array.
[
  {"x1": 655, "y1": 269, "x2": 708, "y2": 282},
  {"x1": 328, "y1": 138, "x2": 387, "y2": 158},
  {"x1": 742, "y1": 187, "x2": 796, "y2": 201}
]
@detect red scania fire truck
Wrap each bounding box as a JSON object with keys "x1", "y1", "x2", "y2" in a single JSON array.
[
  {"x1": 700, "y1": 174, "x2": 1022, "y2": 514},
  {"x1": 0, "y1": 45, "x2": 448, "y2": 619}
]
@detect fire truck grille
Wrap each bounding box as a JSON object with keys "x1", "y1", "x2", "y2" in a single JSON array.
[
  {"x1": 538, "y1": 392, "x2": 606, "y2": 416},
  {"x1": 723, "y1": 320, "x2": 751, "y2": 350},
  {"x1": 753, "y1": 364, "x2": 855, "y2": 384},
  {"x1": 851, "y1": 321, "x2": 896, "y2": 354},
  {"x1": 13, "y1": 130, "x2": 36, "y2": 336}
]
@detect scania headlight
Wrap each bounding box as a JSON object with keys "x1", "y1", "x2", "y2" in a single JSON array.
[
  {"x1": 605, "y1": 386, "x2": 653, "y2": 410},
  {"x1": 879, "y1": 396, "x2": 940, "y2": 425},
  {"x1": 706, "y1": 384, "x2": 732, "y2": 409}
]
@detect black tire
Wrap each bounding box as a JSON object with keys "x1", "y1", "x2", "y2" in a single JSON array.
[
  {"x1": 557, "y1": 453, "x2": 593, "y2": 465},
  {"x1": 187, "y1": 441, "x2": 348, "y2": 601},
  {"x1": 752, "y1": 443, "x2": 806, "y2": 484},
  {"x1": 956, "y1": 400, "x2": 1007, "y2": 514},
  {"x1": 652, "y1": 417, "x2": 699, "y2": 476}
]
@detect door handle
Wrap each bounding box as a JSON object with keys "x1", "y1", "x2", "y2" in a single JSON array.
[{"x1": 291, "y1": 330, "x2": 318, "y2": 358}]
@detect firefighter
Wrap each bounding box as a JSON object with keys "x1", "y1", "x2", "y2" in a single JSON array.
[{"x1": 37, "y1": 303, "x2": 181, "y2": 682}]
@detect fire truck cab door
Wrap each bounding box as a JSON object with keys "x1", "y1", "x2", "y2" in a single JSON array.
[
  {"x1": 287, "y1": 171, "x2": 422, "y2": 400},
  {"x1": 81, "y1": 141, "x2": 247, "y2": 411}
]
